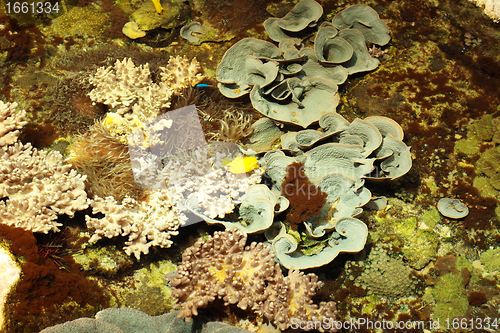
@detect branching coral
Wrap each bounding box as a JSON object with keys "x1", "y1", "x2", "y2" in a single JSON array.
[
  {"x1": 160, "y1": 144, "x2": 264, "y2": 219},
  {"x1": 88, "y1": 56, "x2": 204, "y2": 128},
  {"x1": 85, "y1": 190, "x2": 186, "y2": 259},
  {"x1": 0, "y1": 101, "x2": 89, "y2": 233},
  {"x1": 0, "y1": 101, "x2": 27, "y2": 147},
  {"x1": 171, "y1": 229, "x2": 338, "y2": 332},
  {"x1": 0, "y1": 141, "x2": 89, "y2": 233}
]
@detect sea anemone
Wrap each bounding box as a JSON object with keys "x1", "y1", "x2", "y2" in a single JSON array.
[
  {"x1": 67, "y1": 120, "x2": 145, "y2": 202},
  {"x1": 210, "y1": 107, "x2": 254, "y2": 143}
]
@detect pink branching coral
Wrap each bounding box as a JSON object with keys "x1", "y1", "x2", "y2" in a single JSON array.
[{"x1": 170, "y1": 229, "x2": 338, "y2": 332}]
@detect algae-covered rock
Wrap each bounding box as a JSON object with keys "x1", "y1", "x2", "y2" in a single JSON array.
[
  {"x1": 394, "y1": 217, "x2": 439, "y2": 269},
  {"x1": 454, "y1": 114, "x2": 500, "y2": 156},
  {"x1": 73, "y1": 246, "x2": 133, "y2": 276},
  {"x1": 0, "y1": 245, "x2": 21, "y2": 333},
  {"x1": 131, "y1": 0, "x2": 189, "y2": 32},
  {"x1": 45, "y1": 4, "x2": 110, "y2": 37},
  {"x1": 106, "y1": 260, "x2": 178, "y2": 315}
]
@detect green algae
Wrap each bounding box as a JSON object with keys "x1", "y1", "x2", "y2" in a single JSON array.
[
  {"x1": 431, "y1": 272, "x2": 468, "y2": 322},
  {"x1": 455, "y1": 114, "x2": 500, "y2": 156},
  {"x1": 374, "y1": 214, "x2": 439, "y2": 269},
  {"x1": 299, "y1": 232, "x2": 329, "y2": 256},
  {"x1": 73, "y1": 245, "x2": 134, "y2": 276},
  {"x1": 454, "y1": 114, "x2": 500, "y2": 197},
  {"x1": 421, "y1": 208, "x2": 441, "y2": 229},
  {"x1": 454, "y1": 136, "x2": 481, "y2": 155},
  {"x1": 44, "y1": 4, "x2": 110, "y2": 37},
  {"x1": 480, "y1": 247, "x2": 500, "y2": 273},
  {"x1": 106, "y1": 260, "x2": 177, "y2": 316}
]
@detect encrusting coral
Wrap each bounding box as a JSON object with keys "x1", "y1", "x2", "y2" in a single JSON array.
[
  {"x1": 0, "y1": 101, "x2": 89, "y2": 233},
  {"x1": 170, "y1": 229, "x2": 338, "y2": 332}
]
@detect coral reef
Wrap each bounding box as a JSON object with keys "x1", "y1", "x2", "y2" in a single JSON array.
[
  {"x1": 171, "y1": 229, "x2": 338, "y2": 332},
  {"x1": 263, "y1": 113, "x2": 411, "y2": 269},
  {"x1": 0, "y1": 102, "x2": 89, "y2": 233},
  {"x1": 186, "y1": 184, "x2": 289, "y2": 234},
  {"x1": 158, "y1": 143, "x2": 264, "y2": 220},
  {"x1": 85, "y1": 190, "x2": 186, "y2": 260},
  {"x1": 216, "y1": 1, "x2": 390, "y2": 127}
]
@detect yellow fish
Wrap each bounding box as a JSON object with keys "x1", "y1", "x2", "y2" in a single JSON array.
[
  {"x1": 151, "y1": 0, "x2": 163, "y2": 14},
  {"x1": 222, "y1": 156, "x2": 259, "y2": 174}
]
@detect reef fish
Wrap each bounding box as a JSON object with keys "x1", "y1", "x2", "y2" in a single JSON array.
[
  {"x1": 222, "y1": 156, "x2": 259, "y2": 174},
  {"x1": 151, "y1": 0, "x2": 163, "y2": 14}
]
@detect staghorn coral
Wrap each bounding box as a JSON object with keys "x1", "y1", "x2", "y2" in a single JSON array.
[
  {"x1": 88, "y1": 56, "x2": 204, "y2": 131},
  {"x1": 67, "y1": 120, "x2": 145, "y2": 202},
  {"x1": 0, "y1": 101, "x2": 27, "y2": 147},
  {"x1": 85, "y1": 190, "x2": 187, "y2": 259},
  {"x1": 170, "y1": 229, "x2": 338, "y2": 332}
]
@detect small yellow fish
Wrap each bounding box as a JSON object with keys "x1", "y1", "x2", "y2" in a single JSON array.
[
  {"x1": 222, "y1": 156, "x2": 259, "y2": 174},
  {"x1": 151, "y1": 0, "x2": 163, "y2": 14}
]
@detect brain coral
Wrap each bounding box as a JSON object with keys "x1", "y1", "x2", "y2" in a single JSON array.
[{"x1": 170, "y1": 229, "x2": 338, "y2": 332}]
